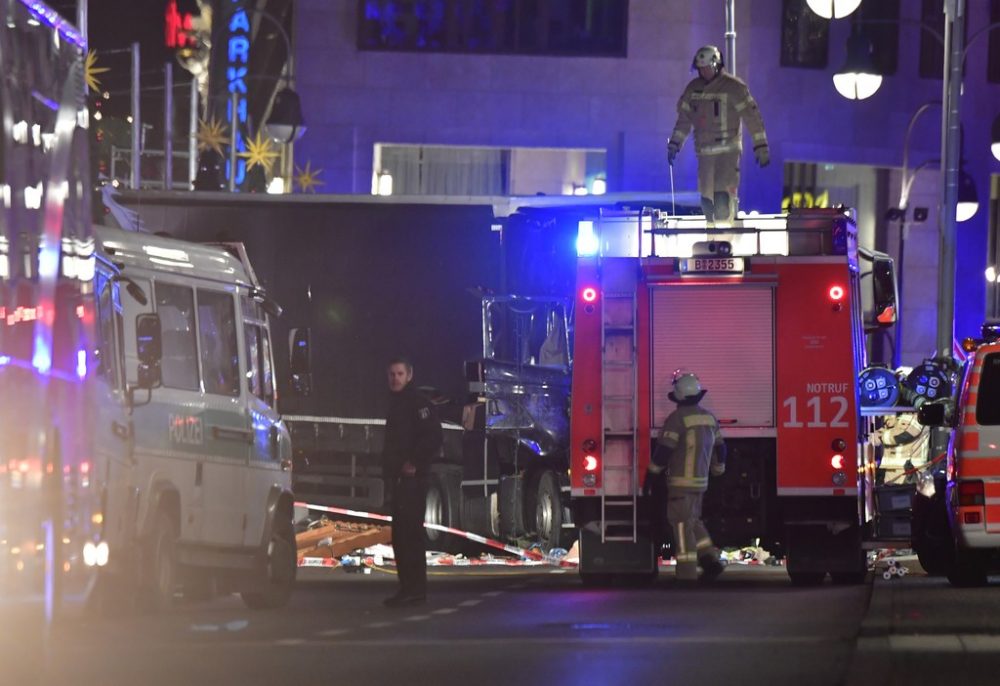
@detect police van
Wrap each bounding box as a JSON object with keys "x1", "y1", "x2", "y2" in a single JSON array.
[{"x1": 93, "y1": 224, "x2": 295, "y2": 609}]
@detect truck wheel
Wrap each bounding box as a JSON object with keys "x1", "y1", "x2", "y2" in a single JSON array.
[
  {"x1": 788, "y1": 571, "x2": 825, "y2": 586},
  {"x1": 140, "y1": 512, "x2": 177, "y2": 612},
  {"x1": 424, "y1": 475, "x2": 462, "y2": 554},
  {"x1": 241, "y1": 514, "x2": 297, "y2": 610},
  {"x1": 947, "y1": 549, "x2": 989, "y2": 588},
  {"x1": 911, "y1": 491, "x2": 954, "y2": 576},
  {"x1": 533, "y1": 471, "x2": 567, "y2": 553}
]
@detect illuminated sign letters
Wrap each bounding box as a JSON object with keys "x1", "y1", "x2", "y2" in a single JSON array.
[{"x1": 225, "y1": 0, "x2": 250, "y2": 186}]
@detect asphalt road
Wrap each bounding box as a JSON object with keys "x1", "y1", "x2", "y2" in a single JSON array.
[
  {"x1": 37, "y1": 563, "x2": 871, "y2": 686},
  {"x1": 18, "y1": 559, "x2": 1000, "y2": 686}
]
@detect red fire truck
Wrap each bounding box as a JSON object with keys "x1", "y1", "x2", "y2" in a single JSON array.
[{"x1": 569, "y1": 208, "x2": 898, "y2": 585}]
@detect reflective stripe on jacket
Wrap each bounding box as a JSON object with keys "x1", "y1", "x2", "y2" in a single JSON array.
[
  {"x1": 669, "y1": 71, "x2": 768, "y2": 157},
  {"x1": 652, "y1": 404, "x2": 724, "y2": 492}
]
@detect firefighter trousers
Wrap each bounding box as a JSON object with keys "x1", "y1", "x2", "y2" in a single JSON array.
[
  {"x1": 667, "y1": 491, "x2": 720, "y2": 581},
  {"x1": 696, "y1": 149, "x2": 741, "y2": 223}
]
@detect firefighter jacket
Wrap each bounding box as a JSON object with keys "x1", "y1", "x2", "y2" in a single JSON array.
[
  {"x1": 649, "y1": 403, "x2": 725, "y2": 493},
  {"x1": 668, "y1": 71, "x2": 768, "y2": 157},
  {"x1": 383, "y1": 382, "x2": 443, "y2": 482}
]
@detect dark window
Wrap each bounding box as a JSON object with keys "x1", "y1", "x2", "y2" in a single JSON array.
[
  {"x1": 989, "y1": 0, "x2": 1000, "y2": 84},
  {"x1": 917, "y1": 0, "x2": 966, "y2": 80},
  {"x1": 780, "y1": 0, "x2": 828, "y2": 69},
  {"x1": 918, "y1": 0, "x2": 944, "y2": 79},
  {"x1": 862, "y1": 0, "x2": 899, "y2": 76},
  {"x1": 976, "y1": 353, "x2": 1000, "y2": 425},
  {"x1": 358, "y1": 0, "x2": 628, "y2": 57}
]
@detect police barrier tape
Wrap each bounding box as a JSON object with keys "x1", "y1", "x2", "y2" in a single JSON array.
[{"x1": 294, "y1": 501, "x2": 552, "y2": 563}]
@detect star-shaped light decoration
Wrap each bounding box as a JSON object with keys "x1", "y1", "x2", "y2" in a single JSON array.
[
  {"x1": 196, "y1": 117, "x2": 228, "y2": 156},
  {"x1": 84, "y1": 50, "x2": 110, "y2": 93},
  {"x1": 294, "y1": 161, "x2": 325, "y2": 193},
  {"x1": 238, "y1": 130, "x2": 280, "y2": 174}
]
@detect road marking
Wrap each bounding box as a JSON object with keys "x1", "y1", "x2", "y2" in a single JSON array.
[
  {"x1": 403, "y1": 615, "x2": 430, "y2": 622},
  {"x1": 458, "y1": 599, "x2": 481, "y2": 607},
  {"x1": 239, "y1": 634, "x2": 841, "y2": 649},
  {"x1": 431, "y1": 608, "x2": 457, "y2": 615},
  {"x1": 274, "y1": 639, "x2": 305, "y2": 646},
  {"x1": 317, "y1": 629, "x2": 349, "y2": 638},
  {"x1": 364, "y1": 621, "x2": 394, "y2": 629},
  {"x1": 482, "y1": 591, "x2": 503, "y2": 597}
]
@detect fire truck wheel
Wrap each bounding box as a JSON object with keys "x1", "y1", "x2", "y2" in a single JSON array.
[
  {"x1": 141, "y1": 511, "x2": 178, "y2": 612},
  {"x1": 533, "y1": 471, "x2": 567, "y2": 553},
  {"x1": 241, "y1": 514, "x2": 297, "y2": 610},
  {"x1": 580, "y1": 573, "x2": 614, "y2": 588},
  {"x1": 946, "y1": 550, "x2": 990, "y2": 588},
  {"x1": 788, "y1": 571, "x2": 826, "y2": 586}
]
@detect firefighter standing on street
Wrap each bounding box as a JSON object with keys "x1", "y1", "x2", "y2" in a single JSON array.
[
  {"x1": 667, "y1": 45, "x2": 769, "y2": 224},
  {"x1": 382, "y1": 357, "x2": 443, "y2": 607},
  {"x1": 644, "y1": 370, "x2": 727, "y2": 582}
]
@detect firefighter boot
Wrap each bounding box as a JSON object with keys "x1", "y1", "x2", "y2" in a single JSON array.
[
  {"x1": 699, "y1": 553, "x2": 725, "y2": 583},
  {"x1": 700, "y1": 196, "x2": 716, "y2": 226},
  {"x1": 713, "y1": 192, "x2": 734, "y2": 224}
]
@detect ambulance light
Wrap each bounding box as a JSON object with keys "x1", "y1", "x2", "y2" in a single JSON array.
[
  {"x1": 577, "y1": 220, "x2": 599, "y2": 256},
  {"x1": 829, "y1": 285, "x2": 845, "y2": 302},
  {"x1": 583, "y1": 455, "x2": 598, "y2": 472},
  {"x1": 581, "y1": 287, "x2": 598, "y2": 303}
]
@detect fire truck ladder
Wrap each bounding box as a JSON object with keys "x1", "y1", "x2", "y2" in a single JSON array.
[{"x1": 600, "y1": 289, "x2": 639, "y2": 543}]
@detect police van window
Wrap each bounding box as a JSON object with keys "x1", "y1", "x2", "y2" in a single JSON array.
[
  {"x1": 244, "y1": 323, "x2": 262, "y2": 398},
  {"x1": 197, "y1": 289, "x2": 240, "y2": 397},
  {"x1": 260, "y1": 327, "x2": 275, "y2": 405},
  {"x1": 976, "y1": 353, "x2": 1000, "y2": 425},
  {"x1": 94, "y1": 270, "x2": 120, "y2": 387},
  {"x1": 155, "y1": 282, "x2": 199, "y2": 391}
]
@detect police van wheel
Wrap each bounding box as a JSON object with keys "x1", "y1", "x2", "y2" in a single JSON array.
[
  {"x1": 241, "y1": 515, "x2": 297, "y2": 610},
  {"x1": 141, "y1": 512, "x2": 177, "y2": 612}
]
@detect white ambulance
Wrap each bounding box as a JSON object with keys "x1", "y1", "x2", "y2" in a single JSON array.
[{"x1": 93, "y1": 225, "x2": 295, "y2": 609}]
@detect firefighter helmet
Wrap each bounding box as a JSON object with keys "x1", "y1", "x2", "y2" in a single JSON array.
[
  {"x1": 692, "y1": 45, "x2": 724, "y2": 72},
  {"x1": 671, "y1": 370, "x2": 703, "y2": 400}
]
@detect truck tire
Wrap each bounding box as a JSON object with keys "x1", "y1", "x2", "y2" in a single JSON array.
[
  {"x1": 425, "y1": 474, "x2": 462, "y2": 554},
  {"x1": 533, "y1": 471, "x2": 568, "y2": 553},
  {"x1": 947, "y1": 549, "x2": 990, "y2": 588},
  {"x1": 911, "y1": 490, "x2": 954, "y2": 576},
  {"x1": 241, "y1": 513, "x2": 297, "y2": 610},
  {"x1": 140, "y1": 511, "x2": 177, "y2": 612},
  {"x1": 498, "y1": 475, "x2": 525, "y2": 541}
]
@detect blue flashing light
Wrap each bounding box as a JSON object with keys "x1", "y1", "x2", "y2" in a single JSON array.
[
  {"x1": 576, "y1": 220, "x2": 599, "y2": 256},
  {"x1": 22, "y1": 1, "x2": 86, "y2": 49},
  {"x1": 76, "y1": 348, "x2": 87, "y2": 379},
  {"x1": 0, "y1": 356, "x2": 10, "y2": 366},
  {"x1": 32, "y1": 338, "x2": 52, "y2": 374}
]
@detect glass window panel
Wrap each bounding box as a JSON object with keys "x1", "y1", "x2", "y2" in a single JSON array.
[
  {"x1": 156, "y1": 282, "x2": 200, "y2": 391},
  {"x1": 197, "y1": 289, "x2": 240, "y2": 396}
]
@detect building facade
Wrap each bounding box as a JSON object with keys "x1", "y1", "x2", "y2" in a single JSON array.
[{"x1": 290, "y1": 0, "x2": 1000, "y2": 362}]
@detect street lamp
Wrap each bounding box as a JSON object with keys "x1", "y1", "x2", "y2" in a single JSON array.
[
  {"x1": 956, "y1": 169, "x2": 979, "y2": 223},
  {"x1": 992, "y1": 114, "x2": 1000, "y2": 162},
  {"x1": 247, "y1": 8, "x2": 306, "y2": 143},
  {"x1": 806, "y1": 0, "x2": 861, "y2": 20},
  {"x1": 831, "y1": 27, "x2": 882, "y2": 100}
]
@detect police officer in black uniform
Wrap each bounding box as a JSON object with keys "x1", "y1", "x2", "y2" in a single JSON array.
[{"x1": 382, "y1": 357, "x2": 443, "y2": 607}]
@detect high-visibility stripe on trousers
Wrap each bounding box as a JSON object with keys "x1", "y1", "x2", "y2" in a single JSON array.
[{"x1": 667, "y1": 491, "x2": 719, "y2": 581}]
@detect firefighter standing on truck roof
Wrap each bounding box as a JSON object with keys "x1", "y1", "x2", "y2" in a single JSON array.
[
  {"x1": 667, "y1": 45, "x2": 769, "y2": 224},
  {"x1": 644, "y1": 370, "x2": 727, "y2": 583},
  {"x1": 382, "y1": 357, "x2": 443, "y2": 608}
]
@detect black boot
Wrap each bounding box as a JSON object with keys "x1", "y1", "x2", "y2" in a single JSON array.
[{"x1": 699, "y1": 555, "x2": 725, "y2": 583}]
